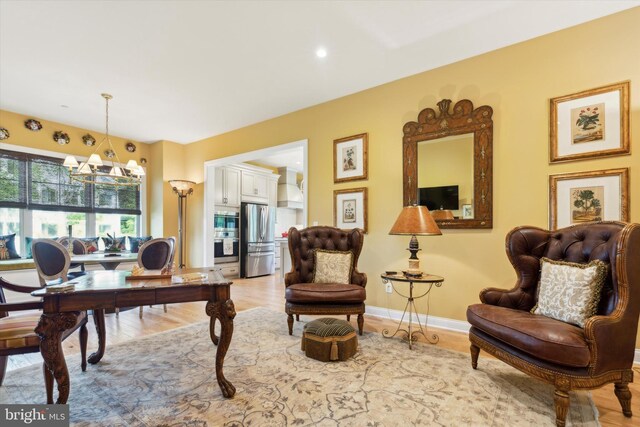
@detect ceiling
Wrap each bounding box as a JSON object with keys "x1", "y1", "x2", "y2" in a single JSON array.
[
  {"x1": 253, "y1": 147, "x2": 304, "y2": 173},
  {"x1": 1, "y1": 1, "x2": 637, "y2": 144}
]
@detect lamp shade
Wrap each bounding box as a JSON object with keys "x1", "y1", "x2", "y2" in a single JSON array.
[
  {"x1": 169, "y1": 179, "x2": 195, "y2": 192},
  {"x1": 63, "y1": 155, "x2": 79, "y2": 168},
  {"x1": 389, "y1": 205, "x2": 442, "y2": 236}
]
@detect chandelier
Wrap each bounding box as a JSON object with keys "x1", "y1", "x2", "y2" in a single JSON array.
[{"x1": 63, "y1": 93, "x2": 145, "y2": 186}]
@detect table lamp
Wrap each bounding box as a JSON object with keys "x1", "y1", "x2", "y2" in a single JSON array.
[{"x1": 389, "y1": 205, "x2": 441, "y2": 275}]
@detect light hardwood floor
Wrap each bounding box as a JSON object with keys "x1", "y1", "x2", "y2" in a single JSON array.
[{"x1": 6, "y1": 274, "x2": 639, "y2": 426}]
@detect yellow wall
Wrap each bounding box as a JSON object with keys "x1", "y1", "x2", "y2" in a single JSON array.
[{"x1": 183, "y1": 9, "x2": 640, "y2": 345}]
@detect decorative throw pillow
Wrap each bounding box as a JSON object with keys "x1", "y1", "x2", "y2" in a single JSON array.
[
  {"x1": 101, "y1": 236, "x2": 127, "y2": 251},
  {"x1": 312, "y1": 250, "x2": 353, "y2": 285},
  {"x1": 25, "y1": 236, "x2": 34, "y2": 259},
  {"x1": 0, "y1": 234, "x2": 21, "y2": 260},
  {"x1": 128, "y1": 236, "x2": 152, "y2": 253},
  {"x1": 532, "y1": 257, "x2": 607, "y2": 328},
  {"x1": 79, "y1": 237, "x2": 100, "y2": 253}
]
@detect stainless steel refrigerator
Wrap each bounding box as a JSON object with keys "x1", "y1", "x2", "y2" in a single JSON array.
[{"x1": 240, "y1": 202, "x2": 276, "y2": 278}]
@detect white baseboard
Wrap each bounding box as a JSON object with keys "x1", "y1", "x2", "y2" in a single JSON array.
[
  {"x1": 365, "y1": 304, "x2": 640, "y2": 365},
  {"x1": 365, "y1": 305, "x2": 470, "y2": 334}
]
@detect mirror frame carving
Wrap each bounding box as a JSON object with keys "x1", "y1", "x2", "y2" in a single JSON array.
[{"x1": 402, "y1": 99, "x2": 493, "y2": 229}]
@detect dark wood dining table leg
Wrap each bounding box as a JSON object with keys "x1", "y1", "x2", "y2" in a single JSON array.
[
  {"x1": 209, "y1": 316, "x2": 219, "y2": 345},
  {"x1": 88, "y1": 309, "x2": 106, "y2": 364},
  {"x1": 206, "y1": 298, "x2": 236, "y2": 398},
  {"x1": 35, "y1": 312, "x2": 79, "y2": 404}
]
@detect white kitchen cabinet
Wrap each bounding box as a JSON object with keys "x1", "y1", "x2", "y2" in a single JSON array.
[
  {"x1": 268, "y1": 178, "x2": 278, "y2": 207},
  {"x1": 214, "y1": 166, "x2": 241, "y2": 207},
  {"x1": 242, "y1": 171, "x2": 269, "y2": 199}
]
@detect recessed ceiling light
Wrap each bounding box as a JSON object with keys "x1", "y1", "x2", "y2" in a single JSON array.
[{"x1": 316, "y1": 47, "x2": 327, "y2": 58}]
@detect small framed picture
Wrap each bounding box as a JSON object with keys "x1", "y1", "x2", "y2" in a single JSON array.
[
  {"x1": 549, "y1": 168, "x2": 629, "y2": 230},
  {"x1": 461, "y1": 204, "x2": 473, "y2": 219},
  {"x1": 334, "y1": 187, "x2": 368, "y2": 232},
  {"x1": 550, "y1": 81, "x2": 629, "y2": 163},
  {"x1": 333, "y1": 133, "x2": 368, "y2": 183}
]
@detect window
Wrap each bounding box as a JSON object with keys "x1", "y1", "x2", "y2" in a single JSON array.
[
  {"x1": 96, "y1": 213, "x2": 138, "y2": 237},
  {"x1": 0, "y1": 207, "x2": 21, "y2": 253},
  {"x1": 32, "y1": 211, "x2": 87, "y2": 238},
  {"x1": 0, "y1": 150, "x2": 27, "y2": 208},
  {"x1": 0, "y1": 148, "x2": 145, "y2": 258}
]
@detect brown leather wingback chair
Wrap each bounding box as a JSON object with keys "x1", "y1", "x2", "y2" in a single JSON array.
[
  {"x1": 285, "y1": 226, "x2": 367, "y2": 335},
  {"x1": 466, "y1": 221, "x2": 640, "y2": 427}
]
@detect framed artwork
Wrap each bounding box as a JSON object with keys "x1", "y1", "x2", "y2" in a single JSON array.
[
  {"x1": 550, "y1": 81, "x2": 629, "y2": 163},
  {"x1": 549, "y1": 168, "x2": 628, "y2": 230},
  {"x1": 461, "y1": 204, "x2": 473, "y2": 219},
  {"x1": 333, "y1": 133, "x2": 368, "y2": 183},
  {"x1": 334, "y1": 187, "x2": 368, "y2": 232}
]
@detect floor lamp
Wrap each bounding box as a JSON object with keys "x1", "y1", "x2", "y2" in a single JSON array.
[{"x1": 169, "y1": 180, "x2": 195, "y2": 268}]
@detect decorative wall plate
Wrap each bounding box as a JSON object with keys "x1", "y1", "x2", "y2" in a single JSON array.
[
  {"x1": 25, "y1": 119, "x2": 43, "y2": 131},
  {"x1": 53, "y1": 131, "x2": 70, "y2": 145},
  {"x1": 125, "y1": 142, "x2": 136, "y2": 152},
  {"x1": 104, "y1": 149, "x2": 115, "y2": 158},
  {"x1": 139, "y1": 157, "x2": 147, "y2": 164},
  {"x1": 0, "y1": 127, "x2": 9, "y2": 140},
  {"x1": 82, "y1": 134, "x2": 96, "y2": 146}
]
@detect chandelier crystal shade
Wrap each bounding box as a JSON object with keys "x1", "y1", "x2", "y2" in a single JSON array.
[{"x1": 63, "y1": 93, "x2": 145, "y2": 187}]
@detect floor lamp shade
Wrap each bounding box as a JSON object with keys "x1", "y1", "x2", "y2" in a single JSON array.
[{"x1": 169, "y1": 180, "x2": 195, "y2": 268}]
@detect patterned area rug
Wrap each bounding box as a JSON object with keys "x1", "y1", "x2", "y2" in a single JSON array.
[{"x1": 0, "y1": 307, "x2": 599, "y2": 426}]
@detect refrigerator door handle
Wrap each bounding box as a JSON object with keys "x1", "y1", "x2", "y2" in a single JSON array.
[{"x1": 260, "y1": 206, "x2": 268, "y2": 241}]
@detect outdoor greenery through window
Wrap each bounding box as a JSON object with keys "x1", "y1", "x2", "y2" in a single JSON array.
[{"x1": 0, "y1": 148, "x2": 143, "y2": 258}]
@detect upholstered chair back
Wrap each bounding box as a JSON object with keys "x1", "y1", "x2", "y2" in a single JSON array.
[
  {"x1": 138, "y1": 237, "x2": 175, "y2": 270},
  {"x1": 287, "y1": 226, "x2": 365, "y2": 285},
  {"x1": 57, "y1": 237, "x2": 87, "y2": 255},
  {"x1": 32, "y1": 239, "x2": 71, "y2": 286},
  {"x1": 499, "y1": 222, "x2": 626, "y2": 314}
]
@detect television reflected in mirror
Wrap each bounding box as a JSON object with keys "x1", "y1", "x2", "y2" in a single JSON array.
[{"x1": 418, "y1": 185, "x2": 459, "y2": 211}]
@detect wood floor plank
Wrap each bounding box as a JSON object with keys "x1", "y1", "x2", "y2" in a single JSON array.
[{"x1": 4, "y1": 274, "x2": 638, "y2": 425}]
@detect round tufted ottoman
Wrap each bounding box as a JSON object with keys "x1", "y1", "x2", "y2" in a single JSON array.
[{"x1": 301, "y1": 318, "x2": 358, "y2": 362}]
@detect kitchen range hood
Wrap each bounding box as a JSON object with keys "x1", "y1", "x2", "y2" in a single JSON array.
[{"x1": 277, "y1": 167, "x2": 303, "y2": 209}]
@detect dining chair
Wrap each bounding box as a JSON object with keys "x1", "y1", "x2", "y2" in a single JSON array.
[
  {"x1": 0, "y1": 277, "x2": 88, "y2": 397},
  {"x1": 32, "y1": 239, "x2": 75, "y2": 286},
  {"x1": 137, "y1": 237, "x2": 176, "y2": 319},
  {"x1": 57, "y1": 237, "x2": 87, "y2": 278}
]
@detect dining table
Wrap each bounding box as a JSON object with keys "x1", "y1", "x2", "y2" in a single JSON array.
[
  {"x1": 70, "y1": 252, "x2": 139, "y2": 270},
  {"x1": 31, "y1": 268, "x2": 236, "y2": 404}
]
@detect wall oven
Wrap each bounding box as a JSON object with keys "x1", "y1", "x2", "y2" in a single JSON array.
[{"x1": 213, "y1": 210, "x2": 239, "y2": 264}]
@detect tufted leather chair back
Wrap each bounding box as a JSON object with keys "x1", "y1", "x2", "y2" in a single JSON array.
[
  {"x1": 287, "y1": 226, "x2": 365, "y2": 285},
  {"x1": 504, "y1": 221, "x2": 625, "y2": 314}
]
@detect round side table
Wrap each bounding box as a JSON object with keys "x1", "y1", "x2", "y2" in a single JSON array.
[{"x1": 380, "y1": 273, "x2": 444, "y2": 349}]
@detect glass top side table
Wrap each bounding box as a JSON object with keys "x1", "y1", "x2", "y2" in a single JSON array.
[{"x1": 380, "y1": 273, "x2": 444, "y2": 349}]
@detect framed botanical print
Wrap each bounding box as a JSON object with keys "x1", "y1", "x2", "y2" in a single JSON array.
[
  {"x1": 549, "y1": 168, "x2": 629, "y2": 230},
  {"x1": 550, "y1": 81, "x2": 629, "y2": 163},
  {"x1": 334, "y1": 187, "x2": 368, "y2": 232},
  {"x1": 333, "y1": 133, "x2": 368, "y2": 183}
]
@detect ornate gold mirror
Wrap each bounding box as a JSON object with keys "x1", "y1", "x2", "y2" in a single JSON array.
[{"x1": 402, "y1": 99, "x2": 493, "y2": 229}]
